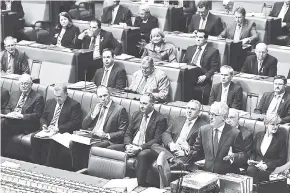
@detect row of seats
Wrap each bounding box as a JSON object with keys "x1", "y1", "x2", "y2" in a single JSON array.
[{"x1": 2, "y1": 78, "x2": 290, "y2": 163}]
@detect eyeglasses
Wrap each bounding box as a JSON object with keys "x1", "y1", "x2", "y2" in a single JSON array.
[
  {"x1": 20, "y1": 82, "x2": 30, "y2": 86},
  {"x1": 209, "y1": 112, "x2": 221, "y2": 117}
]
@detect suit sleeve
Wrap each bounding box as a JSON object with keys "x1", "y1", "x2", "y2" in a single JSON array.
[
  {"x1": 208, "y1": 85, "x2": 216, "y2": 106},
  {"x1": 192, "y1": 127, "x2": 204, "y2": 154},
  {"x1": 58, "y1": 102, "x2": 82, "y2": 133},
  {"x1": 17, "y1": 1, "x2": 24, "y2": 18},
  {"x1": 219, "y1": 27, "x2": 227, "y2": 38},
  {"x1": 250, "y1": 133, "x2": 257, "y2": 160},
  {"x1": 1, "y1": 89, "x2": 10, "y2": 113},
  {"x1": 40, "y1": 102, "x2": 50, "y2": 127},
  {"x1": 241, "y1": 57, "x2": 250, "y2": 73},
  {"x1": 124, "y1": 112, "x2": 138, "y2": 145},
  {"x1": 124, "y1": 9, "x2": 132, "y2": 26},
  {"x1": 108, "y1": 108, "x2": 129, "y2": 141},
  {"x1": 280, "y1": 103, "x2": 290, "y2": 124},
  {"x1": 141, "y1": 116, "x2": 167, "y2": 150},
  {"x1": 254, "y1": 93, "x2": 266, "y2": 114},
  {"x1": 244, "y1": 131, "x2": 254, "y2": 158},
  {"x1": 155, "y1": 73, "x2": 170, "y2": 101},
  {"x1": 141, "y1": 47, "x2": 149, "y2": 58},
  {"x1": 22, "y1": 95, "x2": 45, "y2": 121},
  {"x1": 20, "y1": 52, "x2": 30, "y2": 75},
  {"x1": 232, "y1": 86, "x2": 243, "y2": 110},
  {"x1": 115, "y1": 69, "x2": 127, "y2": 89},
  {"x1": 66, "y1": 27, "x2": 80, "y2": 49},
  {"x1": 51, "y1": 28, "x2": 58, "y2": 45},
  {"x1": 101, "y1": 7, "x2": 109, "y2": 23},
  {"x1": 109, "y1": 33, "x2": 122, "y2": 55},
  {"x1": 205, "y1": 49, "x2": 220, "y2": 80},
  {"x1": 248, "y1": 22, "x2": 259, "y2": 44},
  {"x1": 82, "y1": 110, "x2": 95, "y2": 130},
  {"x1": 232, "y1": 131, "x2": 247, "y2": 166},
  {"x1": 162, "y1": 120, "x2": 175, "y2": 147},
  {"x1": 268, "y1": 57, "x2": 278, "y2": 77},
  {"x1": 265, "y1": 136, "x2": 287, "y2": 170},
  {"x1": 214, "y1": 17, "x2": 223, "y2": 36},
  {"x1": 182, "y1": 48, "x2": 189, "y2": 63}
]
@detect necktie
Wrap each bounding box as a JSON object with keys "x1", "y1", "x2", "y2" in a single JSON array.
[
  {"x1": 191, "y1": 46, "x2": 202, "y2": 66},
  {"x1": 93, "y1": 106, "x2": 107, "y2": 133},
  {"x1": 135, "y1": 115, "x2": 148, "y2": 146},
  {"x1": 89, "y1": 36, "x2": 96, "y2": 50},
  {"x1": 213, "y1": 128, "x2": 219, "y2": 156},
  {"x1": 200, "y1": 18, "x2": 206, "y2": 29},
  {"x1": 258, "y1": 61, "x2": 263, "y2": 75},
  {"x1": 268, "y1": 95, "x2": 281, "y2": 114},
  {"x1": 6, "y1": 54, "x2": 14, "y2": 74},
  {"x1": 137, "y1": 76, "x2": 148, "y2": 93},
  {"x1": 50, "y1": 104, "x2": 63, "y2": 126},
  {"x1": 14, "y1": 94, "x2": 27, "y2": 112},
  {"x1": 101, "y1": 69, "x2": 109, "y2": 86},
  {"x1": 221, "y1": 87, "x2": 228, "y2": 103}
]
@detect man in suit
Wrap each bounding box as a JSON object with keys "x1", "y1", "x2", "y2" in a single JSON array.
[
  {"x1": 91, "y1": 49, "x2": 127, "y2": 89},
  {"x1": 1, "y1": 74, "x2": 45, "y2": 154},
  {"x1": 219, "y1": 7, "x2": 258, "y2": 45},
  {"x1": 241, "y1": 43, "x2": 277, "y2": 77},
  {"x1": 188, "y1": 1, "x2": 223, "y2": 36},
  {"x1": 30, "y1": 84, "x2": 82, "y2": 165},
  {"x1": 1, "y1": 88, "x2": 10, "y2": 113},
  {"x1": 1, "y1": 0, "x2": 24, "y2": 19},
  {"x1": 191, "y1": 102, "x2": 246, "y2": 174},
  {"x1": 108, "y1": 93, "x2": 167, "y2": 186},
  {"x1": 269, "y1": 0, "x2": 290, "y2": 36},
  {"x1": 151, "y1": 100, "x2": 207, "y2": 168},
  {"x1": 101, "y1": 0, "x2": 132, "y2": 26},
  {"x1": 77, "y1": 19, "x2": 122, "y2": 81},
  {"x1": 182, "y1": 29, "x2": 220, "y2": 104},
  {"x1": 209, "y1": 65, "x2": 243, "y2": 109},
  {"x1": 254, "y1": 75, "x2": 290, "y2": 124},
  {"x1": 69, "y1": 85, "x2": 129, "y2": 170},
  {"x1": 134, "y1": 4, "x2": 158, "y2": 43},
  {"x1": 129, "y1": 56, "x2": 170, "y2": 103},
  {"x1": 1, "y1": 36, "x2": 30, "y2": 75}
]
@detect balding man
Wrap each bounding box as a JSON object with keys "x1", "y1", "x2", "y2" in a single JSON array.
[
  {"x1": 1, "y1": 74, "x2": 45, "y2": 154},
  {"x1": 1, "y1": 36, "x2": 30, "y2": 75},
  {"x1": 241, "y1": 43, "x2": 277, "y2": 77},
  {"x1": 134, "y1": 4, "x2": 158, "y2": 43}
]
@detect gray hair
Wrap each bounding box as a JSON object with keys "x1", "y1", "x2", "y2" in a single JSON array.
[
  {"x1": 210, "y1": 102, "x2": 229, "y2": 118},
  {"x1": 220, "y1": 65, "x2": 234, "y2": 76},
  {"x1": 139, "y1": 4, "x2": 150, "y2": 13},
  {"x1": 54, "y1": 83, "x2": 68, "y2": 93},
  {"x1": 188, "y1": 99, "x2": 202, "y2": 111}
]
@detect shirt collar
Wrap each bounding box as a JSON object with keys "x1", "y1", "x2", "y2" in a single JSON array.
[
  {"x1": 201, "y1": 11, "x2": 209, "y2": 20},
  {"x1": 104, "y1": 63, "x2": 114, "y2": 71},
  {"x1": 215, "y1": 123, "x2": 225, "y2": 133},
  {"x1": 103, "y1": 100, "x2": 113, "y2": 109},
  {"x1": 222, "y1": 82, "x2": 231, "y2": 90},
  {"x1": 275, "y1": 91, "x2": 285, "y2": 98},
  {"x1": 114, "y1": 5, "x2": 120, "y2": 11},
  {"x1": 187, "y1": 117, "x2": 198, "y2": 125},
  {"x1": 145, "y1": 109, "x2": 154, "y2": 120},
  {"x1": 21, "y1": 89, "x2": 31, "y2": 97}
]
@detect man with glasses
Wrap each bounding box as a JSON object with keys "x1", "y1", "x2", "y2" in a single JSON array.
[
  {"x1": 191, "y1": 102, "x2": 246, "y2": 174},
  {"x1": 254, "y1": 75, "x2": 290, "y2": 123},
  {"x1": 1, "y1": 36, "x2": 30, "y2": 75},
  {"x1": 129, "y1": 56, "x2": 170, "y2": 103},
  {"x1": 241, "y1": 43, "x2": 277, "y2": 77},
  {"x1": 91, "y1": 49, "x2": 127, "y2": 89},
  {"x1": 1, "y1": 74, "x2": 45, "y2": 155}
]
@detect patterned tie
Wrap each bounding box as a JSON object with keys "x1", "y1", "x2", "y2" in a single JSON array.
[
  {"x1": 134, "y1": 114, "x2": 148, "y2": 146},
  {"x1": 93, "y1": 106, "x2": 107, "y2": 133},
  {"x1": 137, "y1": 76, "x2": 148, "y2": 93},
  {"x1": 101, "y1": 69, "x2": 109, "y2": 86},
  {"x1": 50, "y1": 104, "x2": 63, "y2": 126},
  {"x1": 258, "y1": 61, "x2": 263, "y2": 75},
  {"x1": 89, "y1": 36, "x2": 96, "y2": 50},
  {"x1": 14, "y1": 94, "x2": 27, "y2": 112},
  {"x1": 213, "y1": 128, "x2": 219, "y2": 156},
  {"x1": 6, "y1": 54, "x2": 14, "y2": 74},
  {"x1": 191, "y1": 46, "x2": 202, "y2": 66},
  {"x1": 268, "y1": 95, "x2": 281, "y2": 115}
]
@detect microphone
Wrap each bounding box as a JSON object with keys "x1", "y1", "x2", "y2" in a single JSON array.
[{"x1": 84, "y1": 69, "x2": 87, "y2": 92}]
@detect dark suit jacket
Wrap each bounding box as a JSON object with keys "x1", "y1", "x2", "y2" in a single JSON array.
[
  {"x1": 238, "y1": 125, "x2": 253, "y2": 158},
  {"x1": 1, "y1": 0, "x2": 24, "y2": 18},
  {"x1": 51, "y1": 25, "x2": 80, "y2": 49},
  {"x1": 78, "y1": 29, "x2": 122, "y2": 56},
  {"x1": 182, "y1": 44, "x2": 220, "y2": 81},
  {"x1": 219, "y1": 19, "x2": 259, "y2": 44},
  {"x1": 241, "y1": 54, "x2": 277, "y2": 77},
  {"x1": 40, "y1": 97, "x2": 82, "y2": 134},
  {"x1": 82, "y1": 101, "x2": 129, "y2": 144},
  {"x1": 0, "y1": 49, "x2": 30, "y2": 75},
  {"x1": 254, "y1": 92, "x2": 290, "y2": 124},
  {"x1": 134, "y1": 15, "x2": 158, "y2": 43},
  {"x1": 124, "y1": 110, "x2": 167, "y2": 150},
  {"x1": 91, "y1": 63, "x2": 127, "y2": 89},
  {"x1": 193, "y1": 123, "x2": 246, "y2": 174},
  {"x1": 250, "y1": 130, "x2": 287, "y2": 171},
  {"x1": 101, "y1": 5, "x2": 132, "y2": 26},
  {"x1": 269, "y1": 2, "x2": 290, "y2": 33},
  {"x1": 3, "y1": 89, "x2": 45, "y2": 132},
  {"x1": 188, "y1": 12, "x2": 223, "y2": 36},
  {"x1": 1, "y1": 88, "x2": 10, "y2": 113},
  {"x1": 208, "y1": 82, "x2": 243, "y2": 110}
]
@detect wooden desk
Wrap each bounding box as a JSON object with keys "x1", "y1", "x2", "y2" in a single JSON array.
[
  {"x1": 267, "y1": 45, "x2": 290, "y2": 77},
  {"x1": 164, "y1": 33, "x2": 242, "y2": 70},
  {"x1": 1, "y1": 12, "x2": 17, "y2": 41}
]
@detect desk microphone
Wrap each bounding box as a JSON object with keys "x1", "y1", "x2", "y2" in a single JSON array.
[{"x1": 84, "y1": 69, "x2": 87, "y2": 92}]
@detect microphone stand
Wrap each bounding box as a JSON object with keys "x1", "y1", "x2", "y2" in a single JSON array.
[{"x1": 84, "y1": 69, "x2": 87, "y2": 92}]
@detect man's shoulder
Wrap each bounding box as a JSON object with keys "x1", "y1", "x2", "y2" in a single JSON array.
[
  {"x1": 209, "y1": 12, "x2": 221, "y2": 21},
  {"x1": 231, "y1": 82, "x2": 242, "y2": 90},
  {"x1": 149, "y1": 15, "x2": 158, "y2": 22},
  {"x1": 154, "y1": 68, "x2": 168, "y2": 78},
  {"x1": 154, "y1": 110, "x2": 167, "y2": 121},
  {"x1": 245, "y1": 54, "x2": 256, "y2": 61},
  {"x1": 119, "y1": 5, "x2": 130, "y2": 12},
  {"x1": 205, "y1": 45, "x2": 219, "y2": 54},
  {"x1": 112, "y1": 101, "x2": 127, "y2": 112},
  {"x1": 266, "y1": 54, "x2": 278, "y2": 64},
  {"x1": 239, "y1": 126, "x2": 253, "y2": 136},
  {"x1": 66, "y1": 96, "x2": 81, "y2": 106},
  {"x1": 113, "y1": 63, "x2": 126, "y2": 72}
]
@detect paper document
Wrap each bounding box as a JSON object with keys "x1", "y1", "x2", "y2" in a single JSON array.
[
  {"x1": 115, "y1": 54, "x2": 135, "y2": 60},
  {"x1": 104, "y1": 178, "x2": 138, "y2": 193},
  {"x1": 35, "y1": 130, "x2": 56, "y2": 138},
  {"x1": 140, "y1": 187, "x2": 167, "y2": 193},
  {"x1": 51, "y1": 133, "x2": 73, "y2": 148},
  {"x1": 71, "y1": 134, "x2": 91, "y2": 145},
  {"x1": 163, "y1": 63, "x2": 187, "y2": 68},
  {"x1": 1, "y1": 161, "x2": 20, "y2": 169}
]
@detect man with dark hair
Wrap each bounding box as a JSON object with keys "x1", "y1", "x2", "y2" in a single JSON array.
[
  {"x1": 182, "y1": 29, "x2": 220, "y2": 104},
  {"x1": 188, "y1": 1, "x2": 223, "y2": 36},
  {"x1": 219, "y1": 7, "x2": 258, "y2": 45},
  {"x1": 91, "y1": 49, "x2": 127, "y2": 89},
  {"x1": 255, "y1": 75, "x2": 290, "y2": 124},
  {"x1": 77, "y1": 19, "x2": 122, "y2": 80},
  {"x1": 101, "y1": 0, "x2": 132, "y2": 26},
  {"x1": 108, "y1": 93, "x2": 167, "y2": 186}
]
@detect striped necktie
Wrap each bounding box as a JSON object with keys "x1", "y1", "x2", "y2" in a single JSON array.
[
  {"x1": 50, "y1": 104, "x2": 63, "y2": 126},
  {"x1": 213, "y1": 128, "x2": 219, "y2": 156},
  {"x1": 14, "y1": 94, "x2": 27, "y2": 112},
  {"x1": 92, "y1": 106, "x2": 107, "y2": 133},
  {"x1": 101, "y1": 69, "x2": 109, "y2": 86},
  {"x1": 133, "y1": 114, "x2": 148, "y2": 146},
  {"x1": 191, "y1": 46, "x2": 202, "y2": 66}
]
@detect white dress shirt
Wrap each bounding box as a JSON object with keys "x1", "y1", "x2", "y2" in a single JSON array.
[
  {"x1": 132, "y1": 110, "x2": 154, "y2": 145},
  {"x1": 267, "y1": 92, "x2": 284, "y2": 115},
  {"x1": 94, "y1": 100, "x2": 113, "y2": 133},
  {"x1": 199, "y1": 12, "x2": 209, "y2": 30},
  {"x1": 221, "y1": 83, "x2": 230, "y2": 104},
  {"x1": 5, "y1": 0, "x2": 12, "y2": 10},
  {"x1": 191, "y1": 43, "x2": 207, "y2": 67},
  {"x1": 260, "y1": 132, "x2": 273, "y2": 156},
  {"x1": 112, "y1": 5, "x2": 120, "y2": 24},
  {"x1": 56, "y1": 28, "x2": 66, "y2": 47},
  {"x1": 101, "y1": 63, "x2": 115, "y2": 86},
  {"x1": 214, "y1": 123, "x2": 225, "y2": 143},
  {"x1": 176, "y1": 117, "x2": 198, "y2": 145},
  {"x1": 233, "y1": 24, "x2": 242, "y2": 41},
  {"x1": 6, "y1": 52, "x2": 14, "y2": 74},
  {"x1": 278, "y1": 3, "x2": 289, "y2": 21},
  {"x1": 52, "y1": 103, "x2": 64, "y2": 127},
  {"x1": 91, "y1": 35, "x2": 101, "y2": 60}
]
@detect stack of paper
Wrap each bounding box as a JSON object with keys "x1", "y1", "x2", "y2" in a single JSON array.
[
  {"x1": 104, "y1": 178, "x2": 138, "y2": 193},
  {"x1": 17, "y1": 40, "x2": 35, "y2": 46},
  {"x1": 35, "y1": 130, "x2": 56, "y2": 138},
  {"x1": 67, "y1": 81, "x2": 96, "y2": 91},
  {"x1": 115, "y1": 54, "x2": 135, "y2": 60}
]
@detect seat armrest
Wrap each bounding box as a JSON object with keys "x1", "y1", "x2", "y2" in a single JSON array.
[
  {"x1": 171, "y1": 171, "x2": 190, "y2": 174},
  {"x1": 76, "y1": 168, "x2": 88, "y2": 174}
]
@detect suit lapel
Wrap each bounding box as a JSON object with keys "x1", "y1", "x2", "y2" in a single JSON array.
[
  {"x1": 175, "y1": 117, "x2": 187, "y2": 141},
  {"x1": 252, "y1": 56, "x2": 259, "y2": 74},
  {"x1": 58, "y1": 97, "x2": 69, "y2": 121},
  {"x1": 240, "y1": 21, "x2": 248, "y2": 40},
  {"x1": 98, "y1": 68, "x2": 105, "y2": 85},
  {"x1": 13, "y1": 50, "x2": 19, "y2": 74},
  {"x1": 103, "y1": 101, "x2": 115, "y2": 127},
  {"x1": 216, "y1": 124, "x2": 232, "y2": 156},
  {"x1": 277, "y1": 93, "x2": 287, "y2": 114},
  {"x1": 227, "y1": 82, "x2": 234, "y2": 105},
  {"x1": 108, "y1": 64, "x2": 117, "y2": 86},
  {"x1": 114, "y1": 6, "x2": 123, "y2": 24},
  {"x1": 216, "y1": 83, "x2": 222, "y2": 102},
  {"x1": 186, "y1": 117, "x2": 201, "y2": 141},
  {"x1": 267, "y1": 92, "x2": 275, "y2": 110},
  {"x1": 22, "y1": 90, "x2": 34, "y2": 113},
  {"x1": 256, "y1": 132, "x2": 264, "y2": 156},
  {"x1": 147, "y1": 110, "x2": 157, "y2": 132},
  {"x1": 200, "y1": 45, "x2": 208, "y2": 68},
  {"x1": 204, "y1": 13, "x2": 211, "y2": 33},
  {"x1": 264, "y1": 134, "x2": 278, "y2": 157},
  {"x1": 2, "y1": 51, "x2": 8, "y2": 72},
  {"x1": 207, "y1": 125, "x2": 214, "y2": 157}
]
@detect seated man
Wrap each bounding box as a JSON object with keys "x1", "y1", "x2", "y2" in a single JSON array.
[
  {"x1": 1, "y1": 88, "x2": 10, "y2": 113},
  {"x1": 209, "y1": 65, "x2": 243, "y2": 109},
  {"x1": 134, "y1": 4, "x2": 158, "y2": 43},
  {"x1": 77, "y1": 19, "x2": 122, "y2": 80},
  {"x1": 91, "y1": 49, "x2": 127, "y2": 89},
  {"x1": 69, "y1": 86, "x2": 129, "y2": 170},
  {"x1": 101, "y1": 0, "x2": 132, "y2": 26},
  {"x1": 30, "y1": 84, "x2": 82, "y2": 165},
  {"x1": 1, "y1": 36, "x2": 30, "y2": 75},
  {"x1": 129, "y1": 56, "x2": 170, "y2": 103},
  {"x1": 254, "y1": 75, "x2": 290, "y2": 124},
  {"x1": 219, "y1": 7, "x2": 258, "y2": 45},
  {"x1": 188, "y1": 1, "x2": 223, "y2": 36},
  {"x1": 182, "y1": 29, "x2": 220, "y2": 104},
  {"x1": 1, "y1": 74, "x2": 45, "y2": 154},
  {"x1": 191, "y1": 102, "x2": 246, "y2": 174},
  {"x1": 241, "y1": 43, "x2": 277, "y2": 77},
  {"x1": 151, "y1": 100, "x2": 207, "y2": 168},
  {"x1": 108, "y1": 93, "x2": 167, "y2": 186}
]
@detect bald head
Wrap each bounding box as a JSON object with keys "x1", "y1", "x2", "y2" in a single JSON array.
[
  {"x1": 19, "y1": 74, "x2": 33, "y2": 94},
  {"x1": 255, "y1": 43, "x2": 268, "y2": 61}
]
